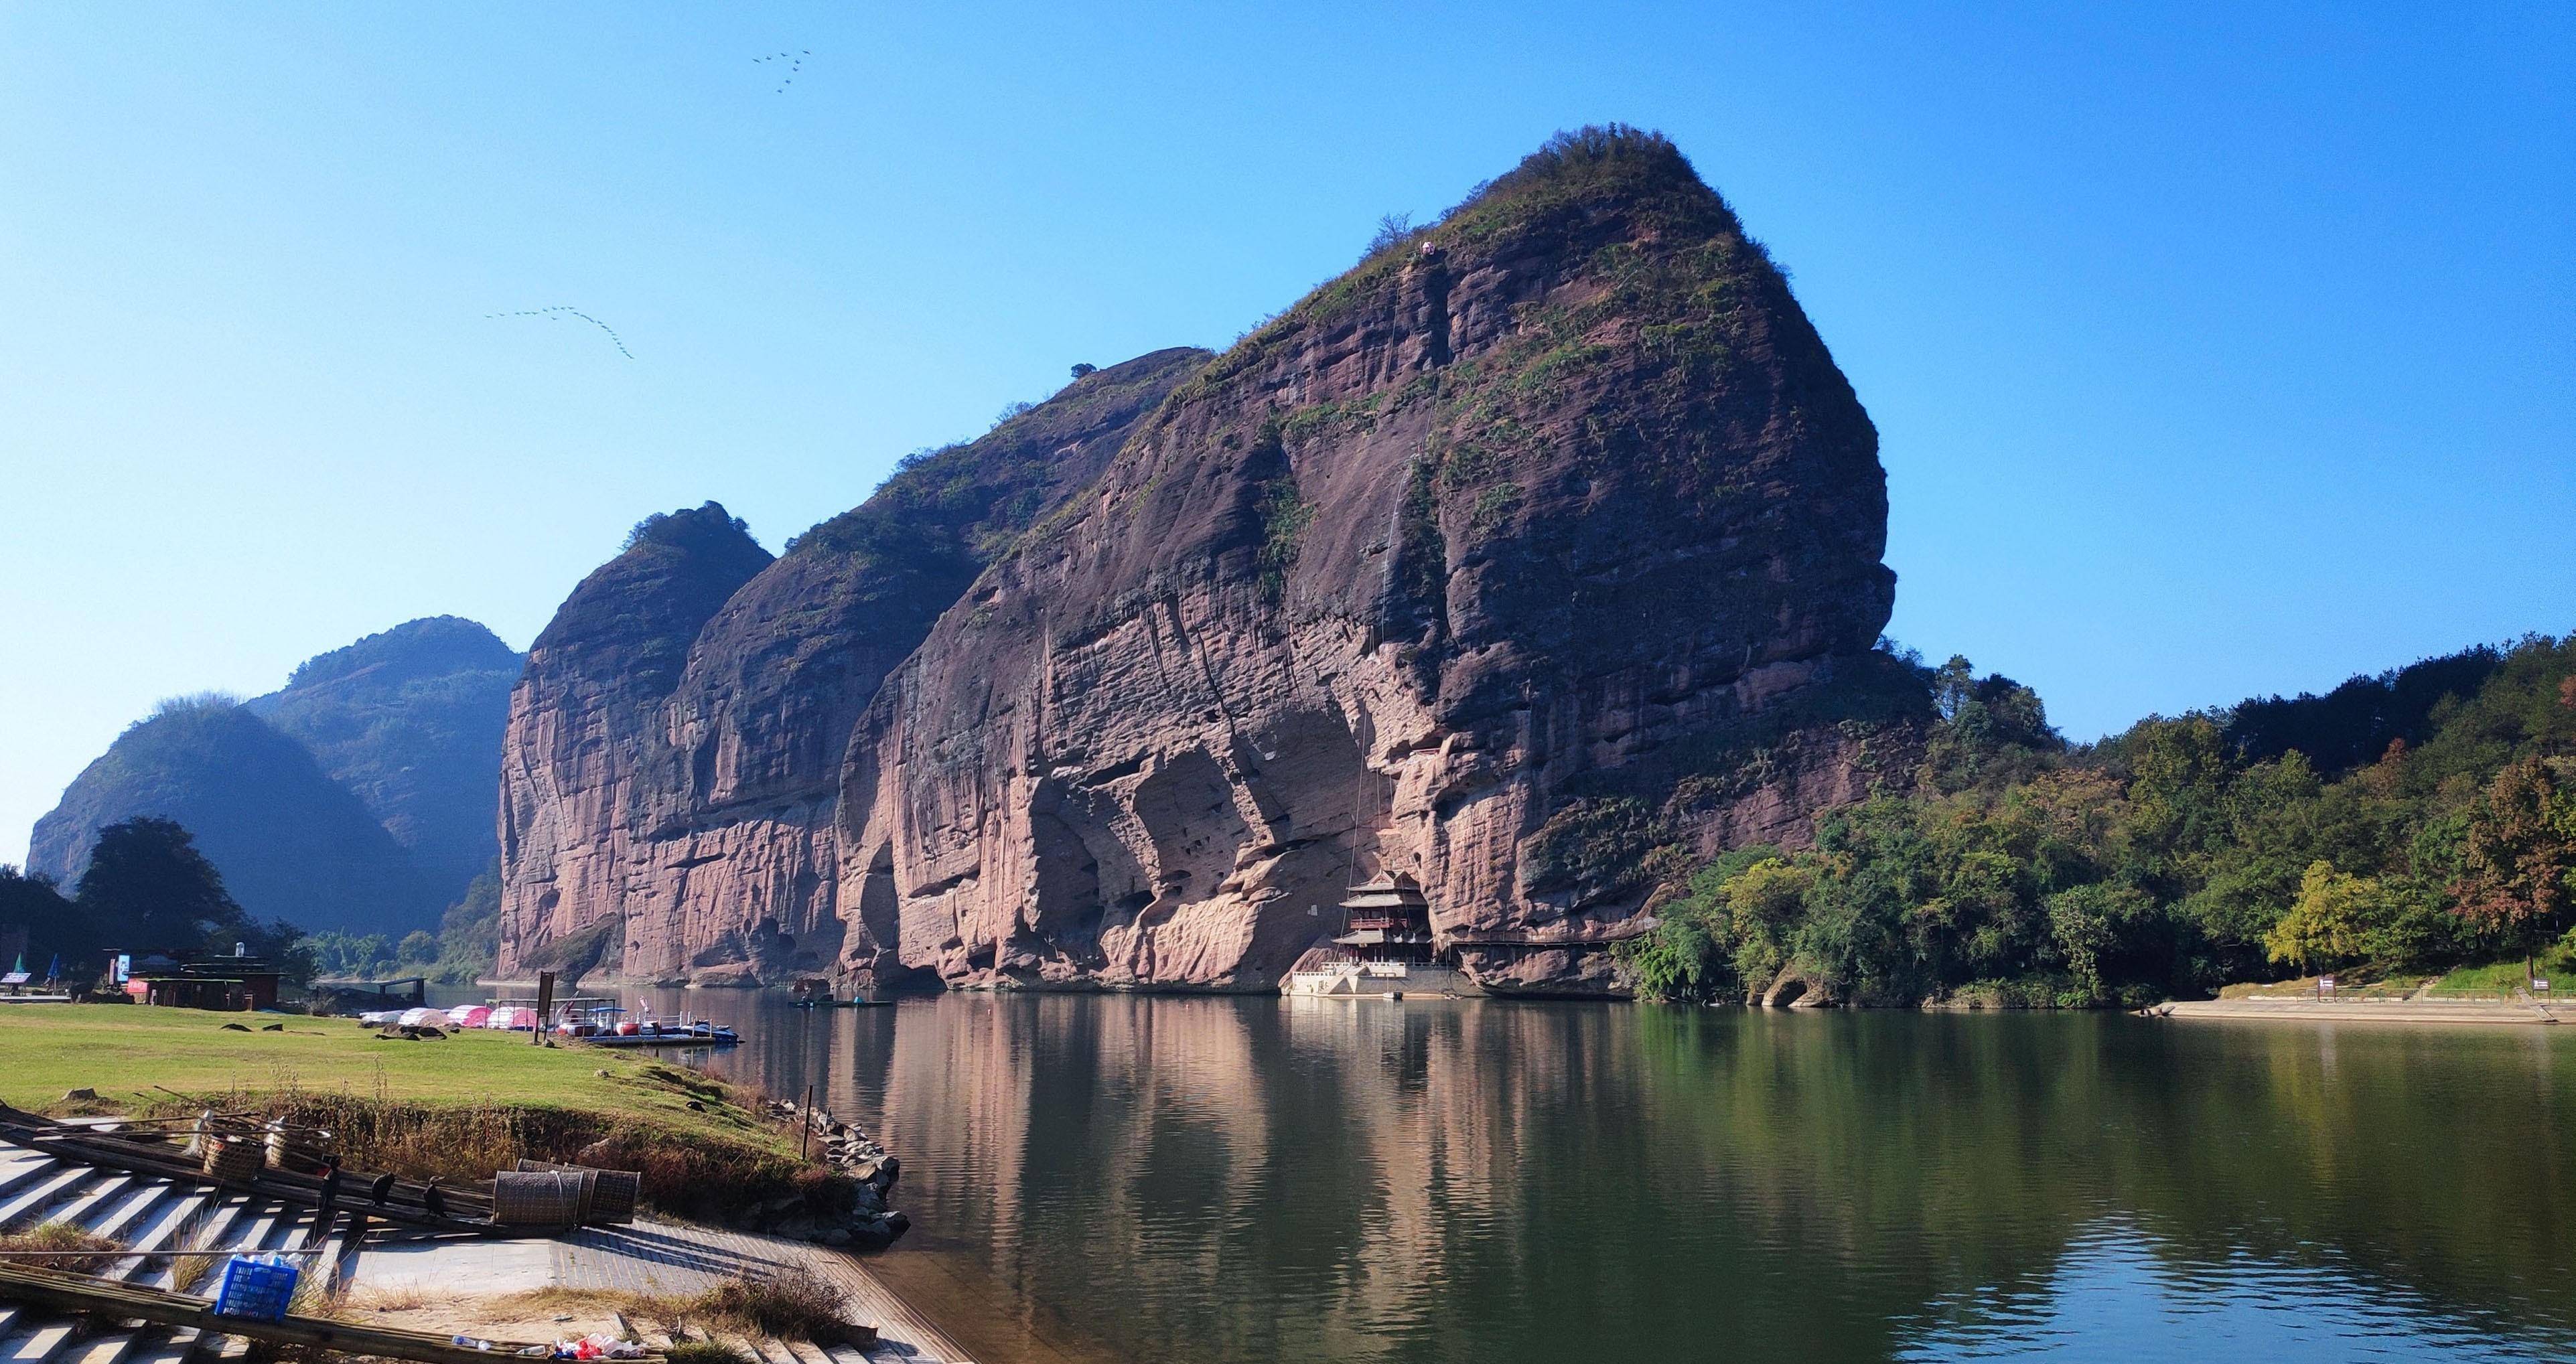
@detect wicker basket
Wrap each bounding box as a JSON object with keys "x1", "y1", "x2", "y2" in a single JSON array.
[
  {"x1": 516, "y1": 1158, "x2": 638, "y2": 1225},
  {"x1": 201, "y1": 1135, "x2": 263, "y2": 1184}
]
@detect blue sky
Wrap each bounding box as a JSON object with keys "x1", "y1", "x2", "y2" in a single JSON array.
[{"x1": 3, "y1": 3, "x2": 2569, "y2": 865}]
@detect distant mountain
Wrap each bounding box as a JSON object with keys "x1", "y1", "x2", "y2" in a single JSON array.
[
  {"x1": 27, "y1": 617, "x2": 522, "y2": 936},
  {"x1": 27, "y1": 697, "x2": 443, "y2": 934},
  {"x1": 246, "y1": 616, "x2": 520, "y2": 893}
]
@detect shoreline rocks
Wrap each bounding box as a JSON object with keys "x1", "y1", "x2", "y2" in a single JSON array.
[{"x1": 761, "y1": 1095, "x2": 910, "y2": 1252}]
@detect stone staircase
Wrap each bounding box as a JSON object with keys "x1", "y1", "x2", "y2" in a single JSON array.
[{"x1": 0, "y1": 1139, "x2": 356, "y2": 1364}]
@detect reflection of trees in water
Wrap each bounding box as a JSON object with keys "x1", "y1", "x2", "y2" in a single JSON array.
[{"x1": 793, "y1": 996, "x2": 2575, "y2": 1363}]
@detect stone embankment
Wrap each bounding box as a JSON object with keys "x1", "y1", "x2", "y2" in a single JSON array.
[{"x1": 760, "y1": 1094, "x2": 911, "y2": 1252}]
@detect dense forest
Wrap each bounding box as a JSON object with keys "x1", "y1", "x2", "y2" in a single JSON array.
[{"x1": 1622, "y1": 635, "x2": 2576, "y2": 1007}]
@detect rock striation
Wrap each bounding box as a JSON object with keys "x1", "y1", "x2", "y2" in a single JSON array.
[
  {"x1": 494, "y1": 504, "x2": 776, "y2": 980},
  {"x1": 499, "y1": 127, "x2": 1911, "y2": 995},
  {"x1": 833, "y1": 129, "x2": 1902, "y2": 995},
  {"x1": 494, "y1": 352, "x2": 1208, "y2": 983}
]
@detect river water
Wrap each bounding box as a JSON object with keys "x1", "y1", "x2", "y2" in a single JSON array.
[{"x1": 612, "y1": 989, "x2": 2574, "y2": 1363}]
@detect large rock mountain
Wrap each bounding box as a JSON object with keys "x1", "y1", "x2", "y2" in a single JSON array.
[
  {"x1": 27, "y1": 617, "x2": 522, "y2": 935},
  {"x1": 495, "y1": 348, "x2": 1208, "y2": 983},
  {"x1": 247, "y1": 616, "x2": 521, "y2": 892},
  {"x1": 27, "y1": 698, "x2": 443, "y2": 934},
  {"x1": 836, "y1": 130, "x2": 1899, "y2": 994},
  {"x1": 498, "y1": 128, "x2": 1908, "y2": 994}
]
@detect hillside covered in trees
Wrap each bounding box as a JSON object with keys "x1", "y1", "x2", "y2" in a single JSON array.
[
  {"x1": 1622, "y1": 634, "x2": 2576, "y2": 1006},
  {"x1": 24, "y1": 618, "x2": 518, "y2": 947}
]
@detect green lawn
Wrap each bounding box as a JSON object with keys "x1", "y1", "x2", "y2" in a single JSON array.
[
  {"x1": 2216, "y1": 952, "x2": 2573, "y2": 1002},
  {"x1": 0, "y1": 1004, "x2": 789, "y2": 1155},
  {"x1": 2426, "y1": 956, "x2": 2572, "y2": 999}
]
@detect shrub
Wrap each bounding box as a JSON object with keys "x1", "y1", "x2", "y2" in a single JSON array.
[
  {"x1": 687, "y1": 1268, "x2": 856, "y2": 1345},
  {"x1": 0, "y1": 1222, "x2": 121, "y2": 1273}
]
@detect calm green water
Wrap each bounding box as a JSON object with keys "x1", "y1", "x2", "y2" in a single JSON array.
[{"x1": 648, "y1": 991, "x2": 2575, "y2": 1363}]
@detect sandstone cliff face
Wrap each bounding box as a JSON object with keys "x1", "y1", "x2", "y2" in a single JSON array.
[
  {"x1": 836, "y1": 130, "x2": 1900, "y2": 995},
  {"x1": 494, "y1": 504, "x2": 774, "y2": 979},
  {"x1": 496, "y1": 354, "x2": 1208, "y2": 983}
]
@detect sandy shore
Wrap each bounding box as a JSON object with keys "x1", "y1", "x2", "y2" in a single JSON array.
[{"x1": 2159, "y1": 997, "x2": 2563, "y2": 1026}]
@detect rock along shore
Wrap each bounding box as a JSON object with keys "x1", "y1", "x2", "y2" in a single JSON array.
[{"x1": 760, "y1": 1092, "x2": 912, "y2": 1252}]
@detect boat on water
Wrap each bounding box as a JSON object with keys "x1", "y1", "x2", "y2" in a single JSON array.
[
  {"x1": 552, "y1": 1004, "x2": 741, "y2": 1047},
  {"x1": 788, "y1": 977, "x2": 896, "y2": 1008}
]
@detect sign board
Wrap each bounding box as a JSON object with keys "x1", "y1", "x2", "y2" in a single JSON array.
[
  {"x1": 124, "y1": 979, "x2": 149, "y2": 998},
  {"x1": 112, "y1": 954, "x2": 131, "y2": 984},
  {"x1": 2536, "y1": 979, "x2": 2552, "y2": 992},
  {"x1": 2318, "y1": 974, "x2": 2336, "y2": 998}
]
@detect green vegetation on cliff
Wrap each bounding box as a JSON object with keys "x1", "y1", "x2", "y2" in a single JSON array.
[{"x1": 1624, "y1": 635, "x2": 2576, "y2": 1006}]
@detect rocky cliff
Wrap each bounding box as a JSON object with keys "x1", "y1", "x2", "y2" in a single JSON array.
[
  {"x1": 833, "y1": 128, "x2": 1902, "y2": 995},
  {"x1": 494, "y1": 352, "x2": 1208, "y2": 982},
  {"x1": 494, "y1": 504, "x2": 776, "y2": 979}
]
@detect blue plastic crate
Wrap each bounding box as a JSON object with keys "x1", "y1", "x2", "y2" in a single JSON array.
[{"x1": 212, "y1": 1254, "x2": 299, "y2": 1322}]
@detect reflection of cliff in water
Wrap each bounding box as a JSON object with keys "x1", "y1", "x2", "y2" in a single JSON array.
[{"x1": 667, "y1": 992, "x2": 2575, "y2": 1364}]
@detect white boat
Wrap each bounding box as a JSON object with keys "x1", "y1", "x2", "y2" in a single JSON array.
[{"x1": 551, "y1": 1003, "x2": 739, "y2": 1047}]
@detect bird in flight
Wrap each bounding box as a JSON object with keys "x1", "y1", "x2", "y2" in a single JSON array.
[
  {"x1": 484, "y1": 307, "x2": 634, "y2": 360},
  {"x1": 754, "y1": 50, "x2": 810, "y2": 93}
]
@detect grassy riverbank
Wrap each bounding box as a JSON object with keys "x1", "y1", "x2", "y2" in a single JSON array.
[{"x1": 0, "y1": 1004, "x2": 831, "y2": 1221}]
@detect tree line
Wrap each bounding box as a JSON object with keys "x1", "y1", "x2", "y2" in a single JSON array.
[
  {"x1": 1621, "y1": 635, "x2": 2576, "y2": 1006},
  {"x1": 0, "y1": 816, "x2": 310, "y2": 984},
  {"x1": 1, "y1": 818, "x2": 502, "y2": 990}
]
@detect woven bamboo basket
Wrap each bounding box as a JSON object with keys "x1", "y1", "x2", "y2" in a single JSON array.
[{"x1": 201, "y1": 1135, "x2": 263, "y2": 1184}]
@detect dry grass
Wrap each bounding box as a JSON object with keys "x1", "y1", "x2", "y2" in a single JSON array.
[
  {"x1": 339, "y1": 1284, "x2": 439, "y2": 1314},
  {"x1": 113, "y1": 1079, "x2": 845, "y2": 1224},
  {"x1": 662, "y1": 1343, "x2": 755, "y2": 1364},
  {"x1": 687, "y1": 1268, "x2": 853, "y2": 1345},
  {"x1": 0, "y1": 1222, "x2": 121, "y2": 1273},
  {"x1": 489, "y1": 1268, "x2": 857, "y2": 1347}
]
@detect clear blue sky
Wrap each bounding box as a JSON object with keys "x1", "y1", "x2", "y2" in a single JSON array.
[{"x1": 3, "y1": 3, "x2": 2569, "y2": 866}]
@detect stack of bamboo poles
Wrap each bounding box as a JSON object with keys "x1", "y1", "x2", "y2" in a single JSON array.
[{"x1": 0, "y1": 1105, "x2": 496, "y2": 1235}]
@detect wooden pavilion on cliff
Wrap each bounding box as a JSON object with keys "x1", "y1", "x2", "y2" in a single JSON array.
[{"x1": 1332, "y1": 874, "x2": 1438, "y2": 966}]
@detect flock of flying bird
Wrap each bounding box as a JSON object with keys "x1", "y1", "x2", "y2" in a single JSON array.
[
  {"x1": 755, "y1": 49, "x2": 811, "y2": 93},
  {"x1": 483, "y1": 306, "x2": 635, "y2": 360},
  {"x1": 488, "y1": 48, "x2": 812, "y2": 361}
]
